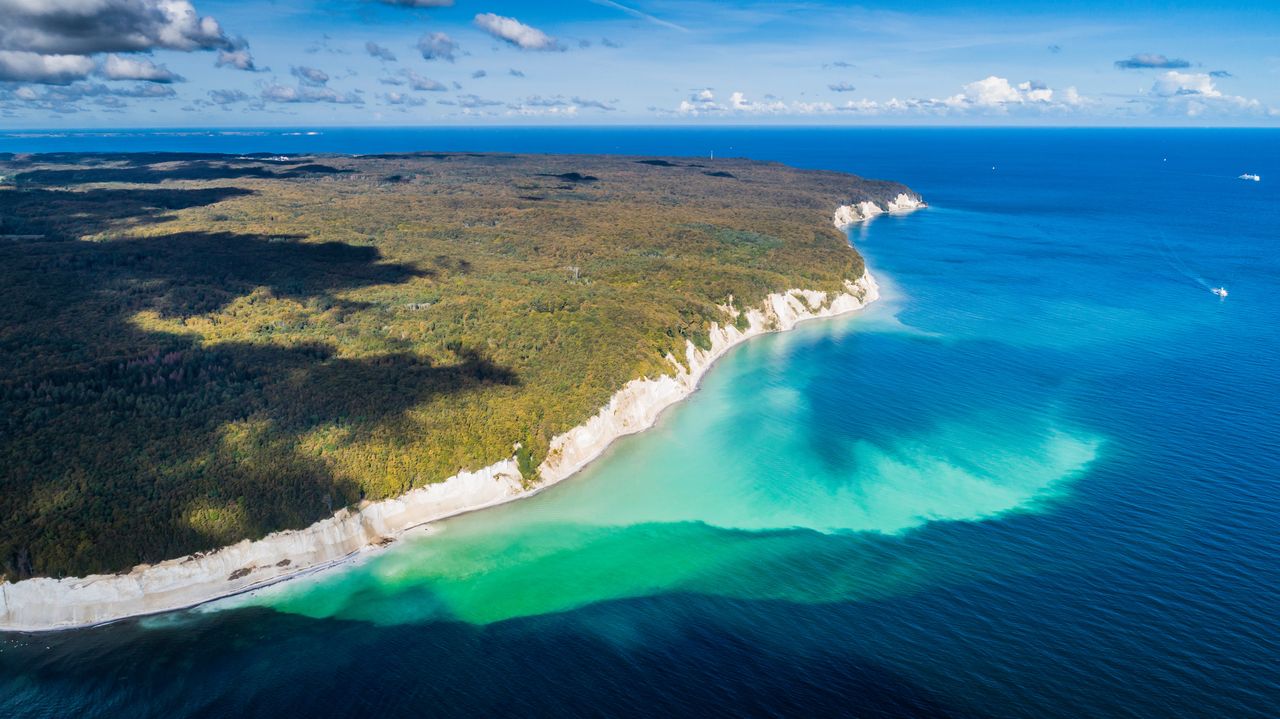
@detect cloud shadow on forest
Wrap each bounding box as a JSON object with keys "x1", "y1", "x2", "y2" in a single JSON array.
[{"x1": 0, "y1": 170, "x2": 518, "y2": 578}]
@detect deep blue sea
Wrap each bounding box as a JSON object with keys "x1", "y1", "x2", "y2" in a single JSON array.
[{"x1": 1, "y1": 128, "x2": 1278, "y2": 718}]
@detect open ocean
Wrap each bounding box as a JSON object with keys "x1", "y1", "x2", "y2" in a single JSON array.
[{"x1": 1, "y1": 127, "x2": 1277, "y2": 718}]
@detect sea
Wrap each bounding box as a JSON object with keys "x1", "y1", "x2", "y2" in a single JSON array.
[{"x1": 1, "y1": 127, "x2": 1277, "y2": 718}]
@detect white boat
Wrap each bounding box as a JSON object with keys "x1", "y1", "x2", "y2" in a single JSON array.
[
  {"x1": 1238, "y1": 174, "x2": 1261, "y2": 182},
  {"x1": 1212, "y1": 287, "x2": 1228, "y2": 298}
]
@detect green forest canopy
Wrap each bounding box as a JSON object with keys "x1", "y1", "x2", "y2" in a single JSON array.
[{"x1": 0, "y1": 150, "x2": 915, "y2": 579}]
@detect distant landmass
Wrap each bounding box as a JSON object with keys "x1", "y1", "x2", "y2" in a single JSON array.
[{"x1": 0, "y1": 150, "x2": 918, "y2": 586}]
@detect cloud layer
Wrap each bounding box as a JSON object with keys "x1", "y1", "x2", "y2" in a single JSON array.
[
  {"x1": 0, "y1": 50, "x2": 96, "y2": 84},
  {"x1": 1115, "y1": 53, "x2": 1191, "y2": 70},
  {"x1": 102, "y1": 55, "x2": 184, "y2": 83},
  {"x1": 417, "y1": 32, "x2": 458, "y2": 62},
  {"x1": 474, "y1": 14, "x2": 562, "y2": 51},
  {"x1": 365, "y1": 41, "x2": 396, "y2": 62},
  {"x1": 0, "y1": 0, "x2": 257, "y2": 89},
  {"x1": 0, "y1": 0, "x2": 227, "y2": 55},
  {"x1": 675, "y1": 77, "x2": 1084, "y2": 118},
  {"x1": 1146, "y1": 71, "x2": 1262, "y2": 117},
  {"x1": 0, "y1": 2, "x2": 1273, "y2": 125}
]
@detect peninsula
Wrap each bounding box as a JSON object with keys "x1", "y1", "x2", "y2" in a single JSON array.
[{"x1": 0, "y1": 151, "x2": 922, "y2": 630}]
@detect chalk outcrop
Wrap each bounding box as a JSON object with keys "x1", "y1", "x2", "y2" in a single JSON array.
[
  {"x1": 833, "y1": 192, "x2": 926, "y2": 229},
  {"x1": 0, "y1": 198, "x2": 911, "y2": 632}
]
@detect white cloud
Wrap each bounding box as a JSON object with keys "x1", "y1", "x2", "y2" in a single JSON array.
[
  {"x1": 1115, "y1": 53, "x2": 1190, "y2": 70},
  {"x1": 677, "y1": 88, "x2": 721, "y2": 115},
  {"x1": 398, "y1": 69, "x2": 447, "y2": 91},
  {"x1": 1152, "y1": 71, "x2": 1219, "y2": 98},
  {"x1": 792, "y1": 100, "x2": 837, "y2": 114},
  {"x1": 671, "y1": 77, "x2": 1087, "y2": 118},
  {"x1": 101, "y1": 54, "x2": 184, "y2": 83},
  {"x1": 0, "y1": 1, "x2": 248, "y2": 87},
  {"x1": 835, "y1": 98, "x2": 888, "y2": 114},
  {"x1": 507, "y1": 104, "x2": 578, "y2": 117},
  {"x1": 664, "y1": 73, "x2": 1266, "y2": 123},
  {"x1": 676, "y1": 90, "x2": 799, "y2": 116},
  {"x1": 110, "y1": 82, "x2": 176, "y2": 98},
  {"x1": 942, "y1": 76, "x2": 1064, "y2": 109},
  {"x1": 215, "y1": 49, "x2": 253, "y2": 71},
  {"x1": 365, "y1": 41, "x2": 396, "y2": 62},
  {"x1": 382, "y1": 91, "x2": 425, "y2": 106},
  {"x1": 0, "y1": 50, "x2": 95, "y2": 84},
  {"x1": 417, "y1": 32, "x2": 458, "y2": 62},
  {"x1": 261, "y1": 84, "x2": 362, "y2": 104},
  {"x1": 573, "y1": 96, "x2": 615, "y2": 111},
  {"x1": 857, "y1": 76, "x2": 1085, "y2": 115},
  {"x1": 1147, "y1": 71, "x2": 1263, "y2": 117},
  {"x1": 0, "y1": 0, "x2": 228, "y2": 55},
  {"x1": 0, "y1": 79, "x2": 174, "y2": 113},
  {"x1": 215, "y1": 39, "x2": 261, "y2": 72},
  {"x1": 291, "y1": 65, "x2": 330, "y2": 87},
  {"x1": 208, "y1": 88, "x2": 249, "y2": 105},
  {"x1": 437, "y1": 93, "x2": 503, "y2": 111},
  {"x1": 473, "y1": 14, "x2": 562, "y2": 51},
  {"x1": 728, "y1": 91, "x2": 786, "y2": 113},
  {"x1": 509, "y1": 94, "x2": 615, "y2": 113}
]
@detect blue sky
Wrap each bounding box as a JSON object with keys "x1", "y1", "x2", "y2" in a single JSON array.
[{"x1": 0, "y1": 0, "x2": 1277, "y2": 127}]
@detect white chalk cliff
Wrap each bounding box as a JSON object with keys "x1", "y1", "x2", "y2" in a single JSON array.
[
  {"x1": 832, "y1": 192, "x2": 925, "y2": 229},
  {"x1": 0, "y1": 200, "x2": 918, "y2": 632}
]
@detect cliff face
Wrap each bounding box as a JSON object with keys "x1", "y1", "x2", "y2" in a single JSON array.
[
  {"x1": 833, "y1": 193, "x2": 927, "y2": 229},
  {"x1": 0, "y1": 270, "x2": 885, "y2": 632}
]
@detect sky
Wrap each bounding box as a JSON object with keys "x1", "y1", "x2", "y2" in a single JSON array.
[{"x1": 0, "y1": 0, "x2": 1277, "y2": 128}]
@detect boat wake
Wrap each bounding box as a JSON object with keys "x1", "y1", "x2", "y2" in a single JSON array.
[{"x1": 1159, "y1": 232, "x2": 1228, "y2": 298}]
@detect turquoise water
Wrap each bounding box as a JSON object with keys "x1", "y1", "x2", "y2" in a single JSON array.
[
  {"x1": 233, "y1": 284, "x2": 1101, "y2": 627},
  {"x1": 2, "y1": 128, "x2": 1278, "y2": 717}
]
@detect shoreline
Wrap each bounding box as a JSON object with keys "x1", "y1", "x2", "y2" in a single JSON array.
[{"x1": 0, "y1": 197, "x2": 920, "y2": 633}]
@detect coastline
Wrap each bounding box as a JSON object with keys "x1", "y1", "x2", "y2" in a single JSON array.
[{"x1": 0, "y1": 197, "x2": 921, "y2": 633}]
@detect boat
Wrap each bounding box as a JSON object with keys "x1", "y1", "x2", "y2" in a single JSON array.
[
  {"x1": 1212, "y1": 287, "x2": 1228, "y2": 298},
  {"x1": 1238, "y1": 174, "x2": 1261, "y2": 182}
]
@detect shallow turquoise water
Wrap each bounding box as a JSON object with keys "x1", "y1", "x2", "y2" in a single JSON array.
[
  {"x1": 234, "y1": 287, "x2": 1101, "y2": 627},
  {"x1": 2, "y1": 128, "x2": 1278, "y2": 718}
]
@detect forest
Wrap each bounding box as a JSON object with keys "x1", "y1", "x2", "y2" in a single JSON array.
[{"x1": 0, "y1": 150, "x2": 915, "y2": 579}]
